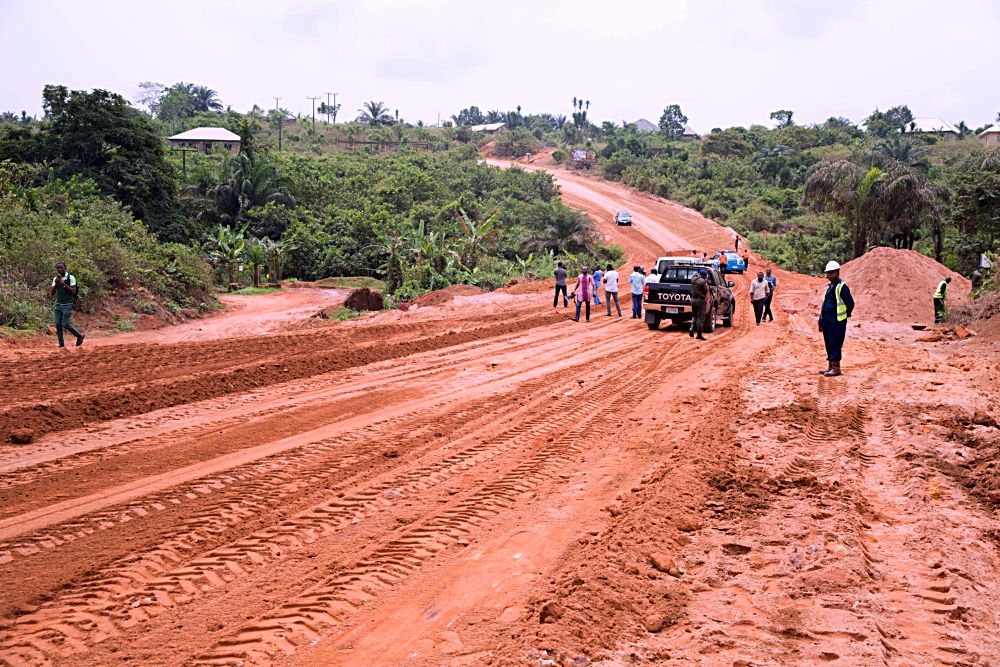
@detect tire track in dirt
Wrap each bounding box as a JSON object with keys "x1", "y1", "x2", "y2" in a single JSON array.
[
  {"x1": 0, "y1": 316, "x2": 628, "y2": 554},
  {"x1": 0, "y1": 319, "x2": 597, "y2": 519},
  {"x1": 188, "y1": 311, "x2": 753, "y2": 666},
  {"x1": 192, "y1": 347, "x2": 673, "y2": 666},
  {"x1": 0, "y1": 327, "x2": 671, "y2": 665},
  {"x1": 0, "y1": 312, "x2": 561, "y2": 442}
]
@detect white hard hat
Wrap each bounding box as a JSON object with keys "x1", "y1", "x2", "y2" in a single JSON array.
[{"x1": 824, "y1": 261, "x2": 841, "y2": 272}]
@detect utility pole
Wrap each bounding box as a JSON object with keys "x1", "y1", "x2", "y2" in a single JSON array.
[
  {"x1": 325, "y1": 92, "x2": 336, "y2": 124},
  {"x1": 307, "y1": 96, "x2": 320, "y2": 133},
  {"x1": 273, "y1": 97, "x2": 282, "y2": 152},
  {"x1": 332, "y1": 92, "x2": 339, "y2": 124}
]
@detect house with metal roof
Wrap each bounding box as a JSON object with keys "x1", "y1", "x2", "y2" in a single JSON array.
[
  {"x1": 978, "y1": 126, "x2": 1000, "y2": 146},
  {"x1": 903, "y1": 118, "x2": 960, "y2": 141},
  {"x1": 468, "y1": 122, "x2": 506, "y2": 133},
  {"x1": 633, "y1": 118, "x2": 700, "y2": 140},
  {"x1": 168, "y1": 127, "x2": 241, "y2": 154}
]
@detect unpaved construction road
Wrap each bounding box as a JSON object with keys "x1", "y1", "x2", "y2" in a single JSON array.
[{"x1": 2, "y1": 165, "x2": 1000, "y2": 667}]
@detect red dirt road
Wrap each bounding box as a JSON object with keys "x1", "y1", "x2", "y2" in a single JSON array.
[{"x1": 2, "y1": 166, "x2": 999, "y2": 667}]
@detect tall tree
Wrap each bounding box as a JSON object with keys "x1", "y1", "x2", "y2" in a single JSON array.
[
  {"x1": 658, "y1": 104, "x2": 689, "y2": 140},
  {"x1": 2, "y1": 85, "x2": 186, "y2": 239},
  {"x1": 770, "y1": 109, "x2": 794, "y2": 128},
  {"x1": 357, "y1": 101, "x2": 393, "y2": 126}
]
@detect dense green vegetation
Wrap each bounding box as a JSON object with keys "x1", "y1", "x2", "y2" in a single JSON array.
[
  {"x1": 0, "y1": 162, "x2": 210, "y2": 329},
  {"x1": 473, "y1": 99, "x2": 998, "y2": 276},
  {"x1": 0, "y1": 85, "x2": 620, "y2": 330},
  {"x1": 3, "y1": 83, "x2": 998, "y2": 332}
]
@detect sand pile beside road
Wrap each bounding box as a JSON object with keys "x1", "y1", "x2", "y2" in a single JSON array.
[
  {"x1": 823, "y1": 247, "x2": 970, "y2": 323},
  {"x1": 413, "y1": 283, "x2": 484, "y2": 307}
]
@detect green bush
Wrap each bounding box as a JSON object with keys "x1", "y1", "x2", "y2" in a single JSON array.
[{"x1": 0, "y1": 170, "x2": 214, "y2": 330}]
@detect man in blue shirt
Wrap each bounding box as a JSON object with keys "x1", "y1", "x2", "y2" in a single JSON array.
[
  {"x1": 592, "y1": 267, "x2": 603, "y2": 306},
  {"x1": 763, "y1": 267, "x2": 777, "y2": 321},
  {"x1": 818, "y1": 261, "x2": 854, "y2": 377}
]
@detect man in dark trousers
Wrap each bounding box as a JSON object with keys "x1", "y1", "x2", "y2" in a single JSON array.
[
  {"x1": 50, "y1": 261, "x2": 85, "y2": 348},
  {"x1": 933, "y1": 276, "x2": 951, "y2": 323},
  {"x1": 748, "y1": 271, "x2": 770, "y2": 325},
  {"x1": 553, "y1": 261, "x2": 568, "y2": 308},
  {"x1": 818, "y1": 260, "x2": 854, "y2": 377},
  {"x1": 763, "y1": 267, "x2": 777, "y2": 321},
  {"x1": 689, "y1": 268, "x2": 709, "y2": 341}
]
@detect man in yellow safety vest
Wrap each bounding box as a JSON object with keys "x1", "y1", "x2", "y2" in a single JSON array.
[
  {"x1": 818, "y1": 261, "x2": 854, "y2": 377},
  {"x1": 933, "y1": 276, "x2": 951, "y2": 324}
]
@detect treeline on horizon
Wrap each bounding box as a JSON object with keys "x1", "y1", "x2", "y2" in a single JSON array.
[{"x1": 1, "y1": 83, "x2": 999, "y2": 330}]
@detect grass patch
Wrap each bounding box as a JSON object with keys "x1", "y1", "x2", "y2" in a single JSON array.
[
  {"x1": 230, "y1": 286, "x2": 282, "y2": 296},
  {"x1": 327, "y1": 306, "x2": 365, "y2": 321},
  {"x1": 112, "y1": 315, "x2": 136, "y2": 332},
  {"x1": 316, "y1": 276, "x2": 386, "y2": 290}
]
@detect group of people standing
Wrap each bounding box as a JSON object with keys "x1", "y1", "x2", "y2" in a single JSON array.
[{"x1": 553, "y1": 261, "x2": 650, "y2": 322}]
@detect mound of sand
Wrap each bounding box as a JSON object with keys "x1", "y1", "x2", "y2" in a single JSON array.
[
  {"x1": 413, "y1": 284, "x2": 484, "y2": 307},
  {"x1": 344, "y1": 288, "x2": 384, "y2": 312},
  {"x1": 823, "y1": 247, "x2": 970, "y2": 323}
]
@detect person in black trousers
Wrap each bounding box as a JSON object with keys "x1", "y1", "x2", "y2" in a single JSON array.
[
  {"x1": 553, "y1": 261, "x2": 568, "y2": 308},
  {"x1": 818, "y1": 261, "x2": 855, "y2": 377}
]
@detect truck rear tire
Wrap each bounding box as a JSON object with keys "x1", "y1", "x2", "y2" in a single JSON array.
[
  {"x1": 644, "y1": 312, "x2": 661, "y2": 330},
  {"x1": 704, "y1": 305, "x2": 716, "y2": 333},
  {"x1": 722, "y1": 302, "x2": 733, "y2": 327}
]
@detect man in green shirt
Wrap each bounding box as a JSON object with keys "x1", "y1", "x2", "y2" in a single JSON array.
[{"x1": 50, "y1": 262, "x2": 85, "y2": 347}]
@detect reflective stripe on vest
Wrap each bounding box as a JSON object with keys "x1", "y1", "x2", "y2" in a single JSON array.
[
  {"x1": 827, "y1": 281, "x2": 848, "y2": 321},
  {"x1": 933, "y1": 280, "x2": 946, "y2": 299}
]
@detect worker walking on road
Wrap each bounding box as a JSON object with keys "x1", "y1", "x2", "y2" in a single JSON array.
[
  {"x1": 553, "y1": 261, "x2": 568, "y2": 308},
  {"x1": 50, "y1": 261, "x2": 85, "y2": 348},
  {"x1": 818, "y1": 260, "x2": 854, "y2": 377},
  {"x1": 592, "y1": 266, "x2": 603, "y2": 306},
  {"x1": 604, "y1": 264, "x2": 622, "y2": 317},
  {"x1": 571, "y1": 266, "x2": 596, "y2": 322},
  {"x1": 763, "y1": 267, "x2": 777, "y2": 321},
  {"x1": 628, "y1": 266, "x2": 645, "y2": 319},
  {"x1": 933, "y1": 276, "x2": 952, "y2": 324},
  {"x1": 689, "y1": 268, "x2": 709, "y2": 341},
  {"x1": 749, "y1": 271, "x2": 770, "y2": 326}
]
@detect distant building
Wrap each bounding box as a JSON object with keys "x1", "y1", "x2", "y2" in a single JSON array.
[
  {"x1": 632, "y1": 118, "x2": 700, "y2": 140},
  {"x1": 168, "y1": 127, "x2": 241, "y2": 154},
  {"x1": 902, "y1": 118, "x2": 960, "y2": 141},
  {"x1": 468, "y1": 122, "x2": 506, "y2": 133},
  {"x1": 978, "y1": 126, "x2": 1000, "y2": 146}
]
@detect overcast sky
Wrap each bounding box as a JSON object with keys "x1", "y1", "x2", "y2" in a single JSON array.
[{"x1": 2, "y1": 0, "x2": 998, "y2": 131}]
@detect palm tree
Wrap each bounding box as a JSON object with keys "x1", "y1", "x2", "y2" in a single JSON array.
[
  {"x1": 805, "y1": 159, "x2": 944, "y2": 258},
  {"x1": 259, "y1": 237, "x2": 293, "y2": 283},
  {"x1": 357, "y1": 101, "x2": 393, "y2": 126},
  {"x1": 804, "y1": 161, "x2": 883, "y2": 258},
  {"x1": 209, "y1": 153, "x2": 295, "y2": 229},
  {"x1": 191, "y1": 85, "x2": 223, "y2": 112},
  {"x1": 865, "y1": 134, "x2": 929, "y2": 171},
  {"x1": 520, "y1": 203, "x2": 594, "y2": 254}
]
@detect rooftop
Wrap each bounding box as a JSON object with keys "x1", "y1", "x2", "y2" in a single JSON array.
[
  {"x1": 168, "y1": 127, "x2": 241, "y2": 142},
  {"x1": 468, "y1": 122, "x2": 506, "y2": 132},
  {"x1": 905, "y1": 118, "x2": 959, "y2": 134}
]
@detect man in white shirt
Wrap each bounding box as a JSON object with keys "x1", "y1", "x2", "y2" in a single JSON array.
[
  {"x1": 748, "y1": 271, "x2": 770, "y2": 326},
  {"x1": 628, "y1": 266, "x2": 645, "y2": 318},
  {"x1": 603, "y1": 264, "x2": 622, "y2": 317}
]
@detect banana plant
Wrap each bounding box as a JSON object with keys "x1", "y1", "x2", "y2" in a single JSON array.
[{"x1": 203, "y1": 223, "x2": 248, "y2": 290}]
